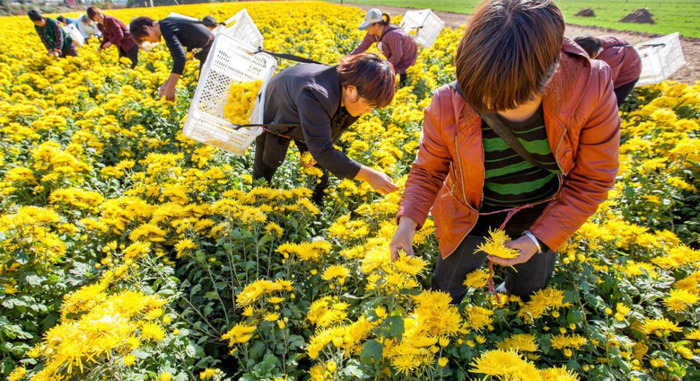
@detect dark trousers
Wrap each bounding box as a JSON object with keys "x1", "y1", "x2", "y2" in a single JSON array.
[
  {"x1": 399, "y1": 73, "x2": 409, "y2": 87},
  {"x1": 195, "y1": 41, "x2": 213, "y2": 68},
  {"x1": 614, "y1": 78, "x2": 639, "y2": 106},
  {"x1": 252, "y1": 132, "x2": 330, "y2": 204},
  {"x1": 119, "y1": 45, "x2": 139, "y2": 69},
  {"x1": 430, "y1": 235, "x2": 557, "y2": 304},
  {"x1": 60, "y1": 43, "x2": 78, "y2": 58}
]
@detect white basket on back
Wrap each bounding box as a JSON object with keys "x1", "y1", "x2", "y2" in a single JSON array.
[
  {"x1": 63, "y1": 24, "x2": 84, "y2": 47},
  {"x1": 166, "y1": 12, "x2": 200, "y2": 22},
  {"x1": 635, "y1": 33, "x2": 685, "y2": 86},
  {"x1": 222, "y1": 9, "x2": 264, "y2": 50},
  {"x1": 183, "y1": 33, "x2": 277, "y2": 155},
  {"x1": 400, "y1": 9, "x2": 444, "y2": 49}
]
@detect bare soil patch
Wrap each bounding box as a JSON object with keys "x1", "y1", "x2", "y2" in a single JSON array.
[
  {"x1": 620, "y1": 8, "x2": 656, "y2": 24},
  {"x1": 575, "y1": 8, "x2": 596, "y2": 18}
]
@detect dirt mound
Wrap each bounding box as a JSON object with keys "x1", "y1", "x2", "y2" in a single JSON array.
[
  {"x1": 620, "y1": 8, "x2": 655, "y2": 24},
  {"x1": 575, "y1": 8, "x2": 596, "y2": 17}
]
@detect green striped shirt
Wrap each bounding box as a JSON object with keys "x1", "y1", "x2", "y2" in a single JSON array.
[{"x1": 481, "y1": 106, "x2": 560, "y2": 208}]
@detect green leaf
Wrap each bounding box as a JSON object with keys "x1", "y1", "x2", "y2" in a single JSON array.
[
  {"x1": 185, "y1": 344, "x2": 197, "y2": 357},
  {"x1": 249, "y1": 340, "x2": 266, "y2": 360},
  {"x1": 360, "y1": 339, "x2": 383, "y2": 363},
  {"x1": 567, "y1": 308, "x2": 583, "y2": 325},
  {"x1": 24, "y1": 274, "x2": 43, "y2": 286},
  {"x1": 386, "y1": 316, "x2": 405, "y2": 340}
]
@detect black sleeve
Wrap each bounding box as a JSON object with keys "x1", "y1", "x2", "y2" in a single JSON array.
[
  {"x1": 160, "y1": 21, "x2": 187, "y2": 75},
  {"x1": 296, "y1": 90, "x2": 362, "y2": 179}
]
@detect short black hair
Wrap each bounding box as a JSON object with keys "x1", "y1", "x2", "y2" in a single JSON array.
[
  {"x1": 27, "y1": 9, "x2": 43, "y2": 22},
  {"x1": 573, "y1": 36, "x2": 603, "y2": 58},
  {"x1": 57, "y1": 16, "x2": 67, "y2": 23},
  {"x1": 129, "y1": 16, "x2": 156, "y2": 43},
  {"x1": 202, "y1": 15, "x2": 217, "y2": 27}
]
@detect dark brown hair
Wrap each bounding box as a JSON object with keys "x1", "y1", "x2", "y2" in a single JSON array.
[
  {"x1": 455, "y1": 0, "x2": 565, "y2": 112},
  {"x1": 338, "y1": 53, "x2": 396, "y2": 108},
  {"x1": 129, "y1": 16, "x2": 156, "y2": 43},
  {"x1": 86, "y1": 6, "x2": 100, "y2": 21},
  {"x1": 573, "y1": 36, "x2": 603, "y2": 58},
  {"x1": 379, "y1": 12, "x2": 391, "y2": 25}
]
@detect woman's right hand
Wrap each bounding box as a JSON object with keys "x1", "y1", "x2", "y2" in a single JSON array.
[
  {"x1": 356, "y1": 166, "x2": 399, "y2": 195},
  {"x1": 390, "y1": 217, "x2": 418, "y2": 260}
]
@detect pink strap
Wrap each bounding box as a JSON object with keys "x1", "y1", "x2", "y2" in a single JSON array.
[{"x1": 479, "y1": 197, "x2": 554, "y2": 302}]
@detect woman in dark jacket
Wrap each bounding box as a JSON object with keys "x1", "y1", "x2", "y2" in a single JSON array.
[
  {"x1": 351, "y1": 9, "x2": 418, "y2": 87},
  {"x1": 254, "y1": 53, "x2": 399, "y2": 204},
  {"x1": 87, "y1": 7, "x2": 138, "y2": 68},
  {"x1": 28, "y1": 9, "x2": 77, "y2": 58},
  {"x1": 574, "y1": 35, "x2": 642, "y2": 106},
  {"x1": 129, "y1": 16, "x2": 214, "y2": 101}
]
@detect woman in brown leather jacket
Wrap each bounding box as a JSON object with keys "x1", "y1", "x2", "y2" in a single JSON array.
[{"x1": 390, "y1": 0, "x2": 620, "y2": 303}]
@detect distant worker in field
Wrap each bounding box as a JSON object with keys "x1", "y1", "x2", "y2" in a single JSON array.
[
  {"x1": 129, "y1": 16, "x2": 214, "y2": 101},
  {"x1": 253, "y1": 53, "x2": 399, "y2": 204},
  {"x1": 351, "y1": 9, "x2": 417, "y2": 87},
  {"x1": 59, "y1": 15, "x2": 101, "y2": 42},
  {"x1": 391, "y1": 0, "x2": 620, "y2": 303},
  {"x1": 87, "y1": 6, "x2": 139, "y2": 69},
  {"x1": 28, "y1": 9, "x2": 78, "y2": 58},
  {"x1": 77, "y1": 14, "x2": 102, "y2": 42},
  {"x1": 57, "y1": 16, "x2": 79, "y2": 28},
  {"x1": 574, "y1": 35, "x2": 642, "y2": 106}
]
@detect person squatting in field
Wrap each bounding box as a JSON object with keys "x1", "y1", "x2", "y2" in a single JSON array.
[
  {"x1": 253, "y1": 53, "x2": 400, "y2": 204},
  {"x1": 391, "y1": 0, "x2": 621, "y2": 303}
]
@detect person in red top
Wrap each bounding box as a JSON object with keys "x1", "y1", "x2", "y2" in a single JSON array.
[
  {"x1": 87, "y1": 6, "x2": 139, "y2": 69},
  {"x1": 390, "y1": 0, "x2": 620, "y2": 303},
  {"x1": 351, "y1": 9, "x2": 418, "y2": 87},
  {"x1": 574, "y1": 35, "x2": 642, "y2": 106}
]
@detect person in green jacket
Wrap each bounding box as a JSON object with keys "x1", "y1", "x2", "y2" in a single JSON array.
[{"x1": 28, "y1": 9, "x2": 78, "y2": 58}]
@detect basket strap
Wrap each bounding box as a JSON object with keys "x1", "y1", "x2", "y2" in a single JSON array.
[
  {"x1": 234, "y1": 123, "x2": 299, "y2": 140},
  {"x1": 379, "y1": 26, "x2": 401, "y2": 42},
  {"x1": 254, "y1": 48, "x2": 323, "y2": 65},
  {"x1": 608, "y1": 43, "x2": 634, "y2": 48},
  {"x1": 635, "y1": 43, "x2": 666, "y2": 48}
]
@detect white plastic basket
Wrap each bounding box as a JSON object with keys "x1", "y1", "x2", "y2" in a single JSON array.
[
  {"x1": 183, "y1": 33, "x2": 277, "y2": 156},
  {"x1": 63, "y1": 24, "x2": 84, "y2": 47},
  {"x1": 400, "y1": 9, "x2": 444, "y2": 49},
  {"x1": 222, "y1": 9, "x2": 264, "y2": 50},
  {"x1": 166, "y1": 12, "x2": 200, "y2": 22},
  {"x1": 635, "y1": 33, "x2": 686, "y2": 87}
]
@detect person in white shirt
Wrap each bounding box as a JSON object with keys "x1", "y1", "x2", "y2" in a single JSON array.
[{"x1": 77, "y1": 14, "x2": 102, "y2": 41}]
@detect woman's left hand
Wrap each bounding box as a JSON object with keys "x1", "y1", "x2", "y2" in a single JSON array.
[{"x1": 488, "y1": 235, "x2": 539, "y2": 267}]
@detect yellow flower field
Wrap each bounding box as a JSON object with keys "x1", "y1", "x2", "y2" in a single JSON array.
[{"x1": 1, "y1": 2, "x2": 699, "y2": 380}]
